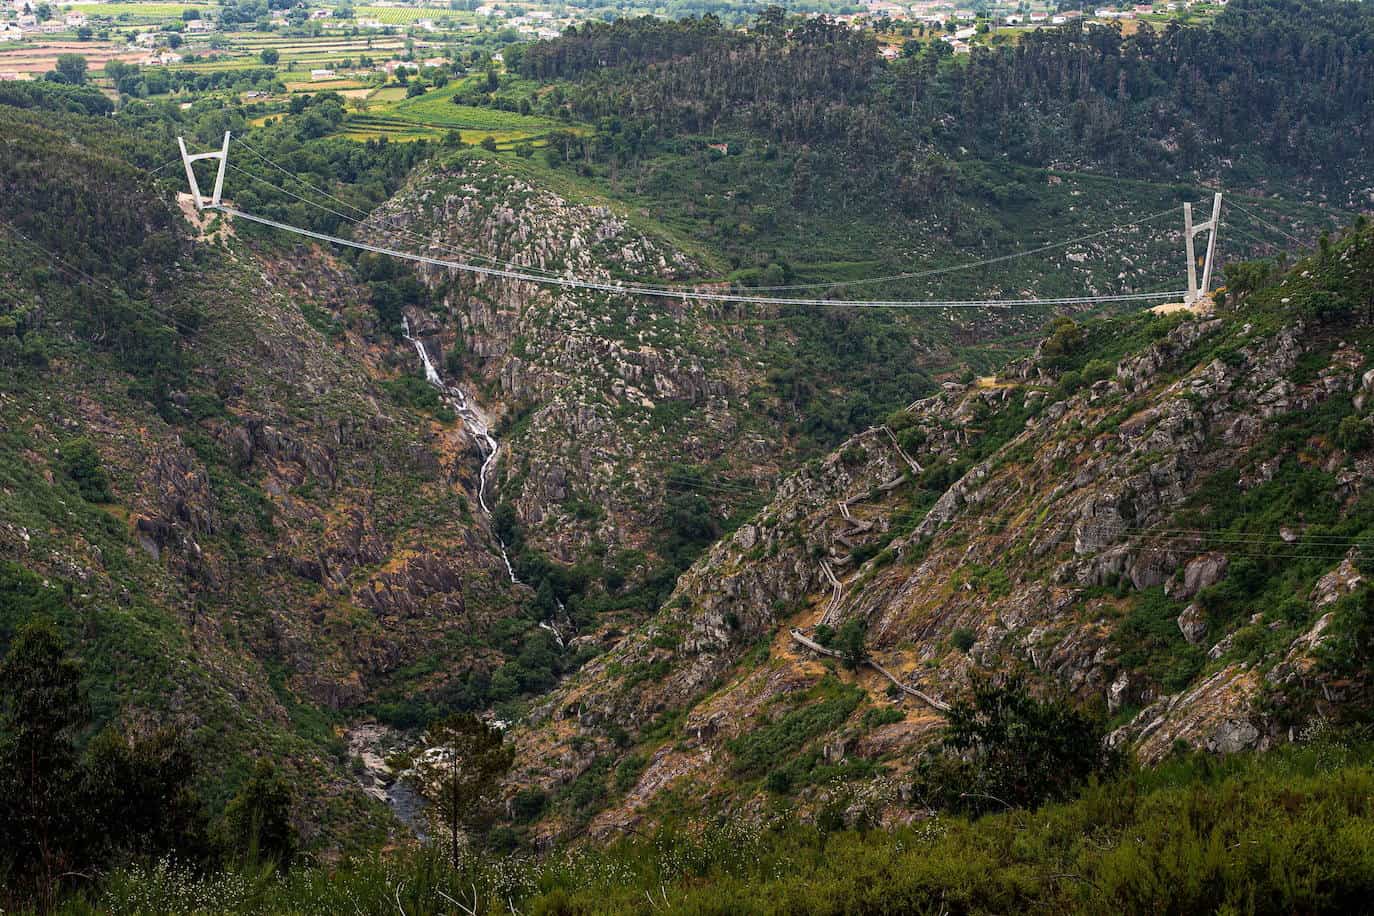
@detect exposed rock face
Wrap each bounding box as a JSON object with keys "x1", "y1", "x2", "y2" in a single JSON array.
[
  {"x1": 510, "y1": 292, "x2": 1374, "y2": 832},
  {"x1": 364, "y1": 159, "x2": 784, "y2": 564},
  {"x1": 1177, "y1": 603, "x2": 1208, "y2": 645},
  {"x1": 1168, "y1": 553, "x2": 1229, "y2": 601}
]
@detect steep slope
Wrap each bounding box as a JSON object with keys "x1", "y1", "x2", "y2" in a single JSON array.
[
  {"x1": 361, "y1": 153, "x2": 793, "y2": 610},
  {"x1": 509, "y1": 220, "x2": 1374, "y2": 838},
  {"x1": 0, "y1": 106, "x2": 534, "y2": 845}
]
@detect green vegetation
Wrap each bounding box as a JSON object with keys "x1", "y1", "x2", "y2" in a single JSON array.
[
  {"x1": 66, "y1": 731, "x2": 1374, "y2": 914},
  {"x1": 914, "y1": 676, "x2": 1122, "y2": 817}
]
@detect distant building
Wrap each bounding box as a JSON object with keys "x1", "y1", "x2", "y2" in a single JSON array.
[
  {"x1": 356, "y1": 17, "x2": 382, "y2": 27},
  {"x1": 309, "y1": 7, "x2": 331, "y2": 18},
  {"x1": 185, "y1": 18, "x2": 213, "y2": 32},
  {"x1": 63, "y1": 11, "x2": 85, "y2": 26},
  {"x1": 310, "y1": 68, "x2": 336, "y2": 80}
]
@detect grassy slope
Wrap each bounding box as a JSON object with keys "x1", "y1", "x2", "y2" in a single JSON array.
[{"x1": 82, "y1": 734, "x2": 1374, "y2": 914}]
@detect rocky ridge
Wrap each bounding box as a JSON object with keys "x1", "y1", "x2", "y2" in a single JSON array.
[{"x1": 508, "y1": 226, "x2": 1374, "y2": 838}]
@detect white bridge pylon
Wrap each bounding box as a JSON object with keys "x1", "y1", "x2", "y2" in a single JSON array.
[
  {"x1": 177, "y1": 131, "x2": 230, "y2": 211},
  {"x1": 1184, "y1": 192, "x2": 1223, "y2": 305}
]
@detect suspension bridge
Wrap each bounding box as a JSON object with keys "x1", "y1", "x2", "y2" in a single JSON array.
[{"x1": 176, "y1": 132, "x2": 1228, "y2": 311}]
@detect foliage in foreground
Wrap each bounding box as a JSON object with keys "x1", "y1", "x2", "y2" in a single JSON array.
[{"x1": 47, "y1": 731, "x2": 1374, "y2": 915}]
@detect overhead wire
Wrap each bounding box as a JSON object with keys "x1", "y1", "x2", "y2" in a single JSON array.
[{"x1": 230, "y1": 137, "x2": 579, "y2": 279}]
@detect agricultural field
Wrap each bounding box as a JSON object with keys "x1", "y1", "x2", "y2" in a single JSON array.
[
  {"x1": 353, "y1": 6, "x2": 469, "y2": 24},
  {"x1": 387, "y1": 83, "x2": 556, "y2": 132},
  {"x1": 0, "y1": 39, "x2": 146, "y2": 76},
  {"x1": 66, "y1": 2, "x2": 213, "y2": 20}
]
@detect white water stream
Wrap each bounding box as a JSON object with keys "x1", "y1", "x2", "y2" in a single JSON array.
[{"x1": 402, "y1": 317, "x2": 517, "y2": 584}]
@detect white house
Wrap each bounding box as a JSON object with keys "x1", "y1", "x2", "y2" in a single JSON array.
[
  {"x1": 63, "y1": 11, "x2": 85, "y2": 27},
  {"x1": 185, "y1": 18, "x2": 213, "y2": 32},
  {"x1": 953, "y1": 25, "x2": 976, "y2": 39},
  {"x1": 310, "y1": 68, "x2": 335, "y2": 80},
  {"x1": 356, "y1": 17, "x2": 382, "y2": 27}
]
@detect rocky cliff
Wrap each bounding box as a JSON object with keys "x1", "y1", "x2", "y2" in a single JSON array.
[
  {"x1": 507, "y1": 221, "x2": 1374, "y2": 838},
  {"x1": 363, "y1": 155, "x2": 788, "y2": 568}
]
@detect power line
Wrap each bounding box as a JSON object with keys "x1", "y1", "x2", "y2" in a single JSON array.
[
  {"x1": 730, "y1": 206, "x2": 1183, "y2": 292},
  {"x1": 1226, "y1": 199, "x2": 1309, "y2": 248},
  {"x1": 230, "y1": 138, "x2": 577, "y2": 279},
  {"x1": 0, "y1": 217, "x2": 210, "y2": 341}
]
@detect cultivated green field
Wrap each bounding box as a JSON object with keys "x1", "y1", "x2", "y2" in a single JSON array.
[
  {"x1": 388, "y1": 84, "x2": 556, "y2": 131},
  {"x1": 354, "y1": 5, "x2": 468, "y2": 23},
  {"x1": 67, "y1": 2, "x2": 212, "y2": 18}
]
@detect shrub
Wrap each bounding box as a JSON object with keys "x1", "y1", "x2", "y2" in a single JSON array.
[
  {"x1": 912, "y1": 674, "x2": 1121, "y2": 815},
  {"x1": 57, "y1": 437, "x2": 112, "y2": 502},
  {"x1": 1337, "y1": 415, "x2": 1372, "y2": 452},
  {"x1": 950, "y1": 627, "x2": 976, "y2": 653}
]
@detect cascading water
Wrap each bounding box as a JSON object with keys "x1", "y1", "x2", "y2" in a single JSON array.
[{"x1": 402, "y1": 317, "x2": 517, "y2": 584}]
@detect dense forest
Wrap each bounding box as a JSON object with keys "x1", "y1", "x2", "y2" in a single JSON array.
[{"x1": 516, "y1": 0, "x2": 1374, "y2": 202}]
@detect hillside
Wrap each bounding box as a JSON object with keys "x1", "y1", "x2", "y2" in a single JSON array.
[
  {"x1": 506, "y1": 217, "x2": 1374, "y2": 839},
  {"x1": 0, "y1": 106, "x2": 547, "y2": 844}
]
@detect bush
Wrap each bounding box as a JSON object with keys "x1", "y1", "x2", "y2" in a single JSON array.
[
  {"x1": 950, "y1": 627, "x2": 976, "y2": 653},
  {"x1": 912, "y1": 674, "x2": 1121, "y2": 815},
  {"x1": 57, "y1": 437, "x2": 112, "y2": 502},
  {"x1": 1337, "y1": 415, "x2": 1372, "y2": 452}
]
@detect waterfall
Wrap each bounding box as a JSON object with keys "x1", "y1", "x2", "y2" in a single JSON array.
[{"x1": 402, "y1": 317, "x2": 517, "y2": 584}]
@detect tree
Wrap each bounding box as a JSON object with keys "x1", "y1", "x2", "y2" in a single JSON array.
[
  {"x1": 166, "y1": 32, "x2": 183, "y2": 49},
  {"x1": 0, "y1": 621, "x2": 88, "y2": 910},
  {"x1": 54, "y1": 53, "x2": 88, "y2": 85},
  {"x1": 913, "y1": 674, "x2": 1122, "y2": 816},
  {"x1": 83, "y1": 726, "x2": 208, "y2": 863},
  {"x1": 0, "y1": 623, "x2": 208, "y2": 908},
  {"x1": 218, "y1": 760, "x2": 297, "y2": 870},
  {"x1": 480, "y1": 135, "x2": 498, "y2": 152},
  {"x1": 409, "y1": 714, "x2": 514, "y2": 867},
  {"x1": 836, "y1": 618, "x2": 868, "y2": 670},
  {"x1": 1038, "y1": 316, "x2": 1085, "y2": 368},
  {"x1": 259, "y1": 48, "x2": 280, "y2": 65}
]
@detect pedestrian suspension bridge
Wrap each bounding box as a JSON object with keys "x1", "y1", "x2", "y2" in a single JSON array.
[{"x1": 177, "y1": 132, "x2": 1226, "y2": 311}]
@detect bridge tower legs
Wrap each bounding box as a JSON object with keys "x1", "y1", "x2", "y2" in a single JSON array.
[
  {"x1": 1184, "y1": 192, "x2": 1223, "y2": 305},
  {"x1": 177, "y1": 132, "x2": 230, "y2": 211}
]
